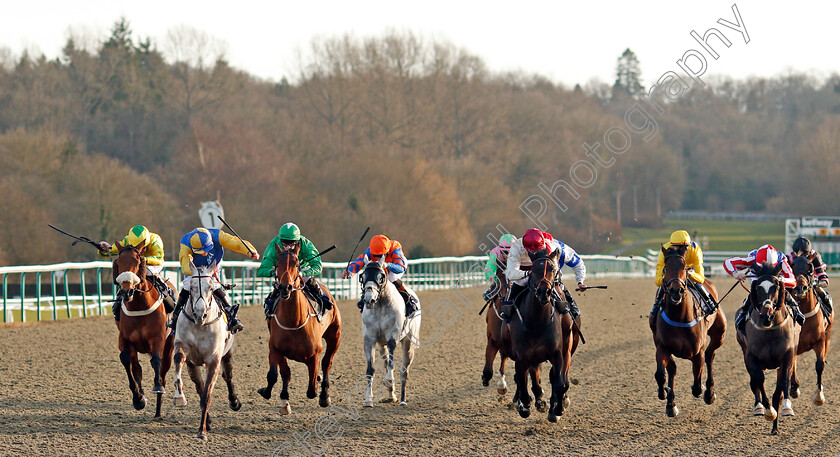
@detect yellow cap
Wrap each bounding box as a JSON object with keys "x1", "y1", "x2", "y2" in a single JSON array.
[{"x1": 669, "y1": 230, "x2": 691, "y2": 246}]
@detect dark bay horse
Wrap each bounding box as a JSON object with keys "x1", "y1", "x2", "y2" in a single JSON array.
[
  {"x1": 505, "y1": 249, "x2": 579, "y2": 422},
  {"x1": 258, "y1": 244, "x2": 342, "y2": 414},
  {"x1": 484, "y1": 268, "x2": 545, "y2": 409},
  {"x1": 651, "y1": 246, "x2": 725, "y2": 417},
  {"x1": 113, "y1": 242, "x2": 173, "y2": 418},
  {"x1": 790, "y1": 255, "x2": 832, "y2": 406},
  {"x1": 736, "y1": 262, "x2": 799, "y2": 435}
]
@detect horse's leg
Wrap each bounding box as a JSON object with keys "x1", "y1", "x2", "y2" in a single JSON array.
[
  {"x1": 257, "y1": 346, "x2": 280, "y2": 400},
  {"x1": 814, "y1": 340, "x2": 827, "y2": 405},
  {"x1": 665, "y1": 353, "x2": 678, "y2": 417},
  {"x1": 277, "y1": 355, "x2": 292, "y2": 415},
  {"x1": 482, "y1": 332, "x2": 499, "y2": 387},
  {"x1": 654, "y1": 345, "x2": 667, "y2": 401},
  {"x1": 690, "y1": 352, "x2": 704, "y2": 399},
  {"x1": 399, "y1": 337, "x2": 415, "y2": 406},
  {"x1": 119, "y1": 340, "x2": 145, "y2": 411},
  {"x1": 221, "y1": 351, "x2": 241, "y2": 411},
  {"x1": 150, "y1": 338, "x2": 165, "y2": 395},
  {"x1": 363, "y1": 336, "x2": 376, "y2": 407},
  {"x1": 772, "y1": 361, "x2": 793, "y2": 435},
  {"x1": 172, "y1": 346, "x2": 187, "y2": 407},
  {"x1": 197, "y1": 358, "x2": 220, "y2": 440},
  {"x1": 304, "y1": 354, "x2": 320, "y2": 400},
  {"x1": 156, "y1": 332, "x2": 174, "y2": 418},
  {"x1": 130, "y1": 350, "x2": 144, "y2": 398},
  {"x1": 381, "y1": 338, "x2": 398, "y2": 403},
  {"x1": 530, "y1": 365, "x2": 546, "y2": 413},
  {"x1": 790, "y1": 353, "x2": 801, "y2": 399},
  {"x1": 704, "y1": 312, "x2": 725, "y2": 405},
  {"x1": 747, "y1": 358, "x2": 774, "y2": 420},
  {"x1": 514, "y1": 360, "x2": 531, "y2": 418},
  {"x1": 319, "y1": 320, "x2": 341, "y2": 408}
]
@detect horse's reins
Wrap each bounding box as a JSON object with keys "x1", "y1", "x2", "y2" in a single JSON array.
[
  {"x1": 748, "y1": 275, "x2": 789, "y2": 331},
  {"x1": 270, "y1": 252, "x2": 322, "y2": 331},
  {"x1": 182, "y1": 270, "x2": 223, "y2": 326},
  {"x1": 660, "y1": 254, "x2": 705, "y2": 328}
]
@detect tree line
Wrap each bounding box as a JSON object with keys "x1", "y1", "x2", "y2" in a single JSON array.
[{"x1": 1, "y1": 20, "x2": 838, "y2": 266}]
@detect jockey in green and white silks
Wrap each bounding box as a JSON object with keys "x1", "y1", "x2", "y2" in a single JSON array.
[{"x1": 257, "y1": 222, "x2": 333, "y2": 316}]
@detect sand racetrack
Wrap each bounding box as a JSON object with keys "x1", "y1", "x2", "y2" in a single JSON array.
[{"x1": 2, "y1": 278, "x2": 840, "y2": 457}]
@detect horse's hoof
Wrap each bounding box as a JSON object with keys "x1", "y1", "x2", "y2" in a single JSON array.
[
  {"x1": 692, "y1": 385, "x2": 702, "y2": 398},
  {"x1": 319, "y1": 395, "x2": 331, "y2": 408},
  {"x1": 133, "y1": 396, "x2": 146, "y2": 410},
  {"x1": 781, "y1": 399, "x2": 795, "y2": 416},
  {"x1": 482, "y1": 371, "x2": 492, "y2": 387},
  {"x1": 197, "y1": 434, "x2": 208, "y2": 441},
  {"x1": 814, "y1": 390, "x2": 825, "y2": 406},
  {"x1": 497, "y1": 387, "x2": 507, "y2": 396},
  {"x1": 765, "y1": 407, "x2": 777, "y2": 421},
  {"x1": 704, "y1": 390, "x2": 716, "y2": 405},
  {"x1": 753, "y1": 403, "x2": 765, "y2": 416},
  {"x1": 380, "y1": 396, "x2": 397, "y2": 404},
  {"x1": 771, "y1": 428, "x2": 779, "y2": 436},
  {"x1": 791, "y1": 387, "x2": 800, "y2": 399},
  {"x1": 230, "y1": 397, "x2": 242, "y2": 412},
  {"x1": 547, "y1": 410, "x2": 557, "y2": 423},
  {"x1": 666, "y1": 405, "x2": 679, "y2": 417},
  {"x1": 153, "y1": 414, "x2": 163, "y2": 421},
  {"x1": 399, "y1": 400, "x2": 407, "y2": 406},
  {"x1": 658, "y1": 388, "x2": 666, "y2": 401},
  {"x1": 279, "y1": 403, "x2": 291, "y2": 415},
  {"x1": 307, "y1": 388, "x2": 317, "y2": 400},
  {"x1": 363, "y1": 401, "x2": 374, "y2": 408},
  {"x1": 152, "y1": 385, "x2": 165, "y2": 395},
  {"x1": 535, "y1": 399, "x2": 547, "y2": 413},
  {"x1": 257, "y1": 387, "x2": 271, "y2": 400},
  {"x1": 517, "y1": 401, "x2": 531, "y2": 419}
]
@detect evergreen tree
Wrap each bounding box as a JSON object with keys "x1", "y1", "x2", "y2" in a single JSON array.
[{"x1": 614, "y1": 48, "x2": 645, "y2": 98}]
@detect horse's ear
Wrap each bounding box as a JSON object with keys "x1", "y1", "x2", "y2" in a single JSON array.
[
  {"x1": 136, "y1": 240, "x2": 147, "y2": 254},
  {"x1": 808, "y1": 262, "x2": 814, "y2": 274},
  {"x1": 773, "y1": 262, "x2": 784, "y2": 276},
  {"x1": 189, "y1": 260, "x2": 198, "y2": 275},
  {"x1": 377, "y1": 256, "x2": 385, "y2": 265},
  {"x1": 116, "y1": 241, "x2": 123, "y2": 251},
  {"x1": 293, "y1": 243, "x2": 301, "y2": 255},
  {"x1": 550, "y1": 249, "x2": 560, "y2": 261},
  {"x1": 275, "y1": 242, "x2": 283, "y2": 256},
  {"x1": 661, "y1": 244, "x2": 667, "y2": 255}
]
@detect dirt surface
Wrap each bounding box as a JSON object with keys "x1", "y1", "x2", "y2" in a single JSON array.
[{"x1": 1, "y1": 279, "x2": 840, "y2": 457}]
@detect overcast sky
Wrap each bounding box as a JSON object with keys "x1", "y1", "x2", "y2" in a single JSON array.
[{"x1": 1, "y1": 0, "x2": 835, "y2": 87}]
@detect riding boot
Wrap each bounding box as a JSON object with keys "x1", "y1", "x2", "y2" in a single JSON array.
[
  {"x1": 393, "y1": 279, "x2": 420, "y2": 318},
  {"x1": 693, "y1": 282, "x2": 716, "y2": 314},
  {"x1": 168, "y1": 290, "x2": 190, "y2": 333},
  {"x1": 735, "y1": 298, "x2": 749, "y2": 333},
  {"x1": 264, "y1": 288, "x2": 280, "y2": 317},
  {"x1": 816, "y1": 284, "x2": 833, "y2": 317},
  {"x1": 152, "y1": 275, "x2": 176, "y2": 313},
  {"x1": 562, "y1": 288, "x2": 581, "y2": 318},
  {"x1": 214, "y1": 288, "x2": 244, "y2": 333},
  {"x1": 112, "y1": 290, "x2": 126, "y2": 321},
  {"x1": 305, "y1": 277, "x2": 333, "y2": 313},
  {"x1": 500, "y1": 282, "x2": 527, "y2": 322},
  {"x1": 650, "y1": 286, "x2": 665, "y2": 316},
  {"x1": 786, "y1": 290, "x2": 806, "y2": 326}
]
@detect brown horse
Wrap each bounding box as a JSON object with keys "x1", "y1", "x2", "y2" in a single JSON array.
[
  {"x1": 483, "y1": 268, "x2": 545, "y2": 410},
  {"x1": 113, "y1": 242, "x2": 174, "y2": 418},
  {"x1": 790, "y1": 255, "x2": 832, "y2": 405},
  {"x1": 258, "y1": 244, "x2": 342, "y2": 414},
  {"x1": 651, "y1": 247, "x2": 725, "y2": 416},
  {"x1": 736, "y1": 262, "x2": 799, "y2": 435},
  {"x1": 504, "y1": 249, "x2": 579, "y2": 422}
]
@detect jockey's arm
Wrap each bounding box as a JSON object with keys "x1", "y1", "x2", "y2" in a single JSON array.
[
  {"x1": 654, "y1": 251, "x2": 666, "y2": 286},
  {"x1": 485, "y1": 252, "x2": 499, "y2": 280},
  {"x1": 256, "y1": 238, "x2": 279, "y2": 278},
  {"x1": 563, "y1": 245, "x2": 586, "y2": 285},
  {"x1": 505, "y1": 243, "x2": 526, "y2": 281},
  {"x1": 218, "y1": 231, "x2": 258, "y2": 259},
  {"x1": 299, "y1": 237, "x2": 322, "y2": 277},
  {"x1": 686, "y1": 245, "x2": 705, "y2": 283},
  {"x1": 179, "y1": 244, "x2": 195, "y2": 276},
  {"x1": 143, "y1": 233, "x2": 166, "y2": 266}
]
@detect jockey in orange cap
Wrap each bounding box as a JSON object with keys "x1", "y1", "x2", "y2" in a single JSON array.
[
  {"x1": 342, "y1": 234, "x2": 419, "y2": 318},
  {"x1": 500, "y1": 228, "x2": 587, "y2": 321}
]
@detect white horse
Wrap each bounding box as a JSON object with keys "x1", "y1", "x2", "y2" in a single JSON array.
[
  {"x1": 359, "y1": 257, "x2": 422, "y2": 406},
  {"x1": 172, "y1": 263, "x2": 241, "y2": 440}
]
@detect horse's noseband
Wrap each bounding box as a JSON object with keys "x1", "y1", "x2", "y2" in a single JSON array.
[{"x1": 666, "y1": 277, "x2": 686, "y2": 303}]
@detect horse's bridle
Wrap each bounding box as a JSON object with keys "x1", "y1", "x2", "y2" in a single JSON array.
[
  {"x1": 185, "y1": 269, "x2": 222, "y2": 326},
  {"x1": 791, "y1": 258, "x2": 814, "y2": 299},
  {"x1": 751, "y1": 274, "x2": 785, "y2": 327},
  {"x1": 663, "y1": 252, "x2": 689, "y2": 307},
  {"x1": 360, "y1": 263, "x2": 387, "y2": 306},
  {"x1": 115, "y1": 246, "x2": 153, "y2": 300},
  {"x1": 274, "y1": 251, "x2": 303, "y2": 299},
  {"x1": 529, "y1": 257, "x2": 559, "y2": 305}
]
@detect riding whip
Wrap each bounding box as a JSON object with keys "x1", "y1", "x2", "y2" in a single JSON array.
[
  {"x1": 48, "y1": 224, "x2": 106, "y2": 253},
  {"x1": 216, "y1": 215, "x2": 257, "y2": 257},
  {"x1": 345, "y1": 226, "x2": 371, "y2": 269},
  {"x1": 718, "y1": 280, "x2": 743, "y2": 305},
  {"x1": 301, "y1": 245, "x2": 338, "y2": 264},
  {"x1": 478, "y1": 299, "x2": 492, "y2": 316},
  {"x1": 576, "y1": 285, "x2": 608, "y2": 291}
]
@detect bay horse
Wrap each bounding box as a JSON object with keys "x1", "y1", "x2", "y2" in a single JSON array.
[
  {"x1": 358, "y1": 257, "x2": 421, "y2": 406},
  {"x1": 113, "y1": 242, "x2": 173, "y2": 418},
  {"x1": 651, "y1": 246, "x2": 725, "y2": 417},
  {"x1": 172, "y1": 263, "x2": 241, "y2": 440},
  {"x1": 505, "y1": 249, "x2": 579, "y2": 422},
  {"x1": 257, "y1": 244, "x2": 342, "y2": 414},
  {"x1": 483, "y1": 267, "x2": 546, "y2": 410},
  {"x1": 735, "y1": 262, "x2": 799, "y2": 435},
  {"x1": 790, "y1": 255, "x2": 832, "y2": 406}
]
